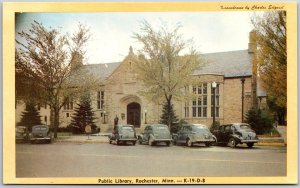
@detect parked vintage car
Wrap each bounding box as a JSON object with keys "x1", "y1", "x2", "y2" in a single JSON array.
[
  {"x1": 109, "y1": 124, "x2": 137, "y2": 145},
  {"x1": 212, "y1": 123, "x2": 259, "y2": 148},
  {"x1": 29, "y1": 125, "x2": 52, "y2": 144},
  {"x1": 138, "y1": 124, "x2": 172, "y2": 146},
  {"x1": 16, "y1": 126, "x2": 29, "y2": 143},
  {"x1": 173, "y1": 124, "x2": 216, "y2": 147}
]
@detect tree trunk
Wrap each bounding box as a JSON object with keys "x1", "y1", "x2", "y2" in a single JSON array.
[
  {"x1": 53, "y1": 106, "x2": 60, "y2": 138},
  {"x1": 167, "y1": 98, "x2": 172, "y2": 130}
]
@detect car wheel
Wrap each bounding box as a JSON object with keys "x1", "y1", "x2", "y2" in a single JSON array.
[
  {"x1": 247, "y1": 143, "x2": 254, "y2": 148},
  {"x1": 228, "y1": 138, "x2": 237, "y2": 148},
  {"x1": 148, "y1": 137, "x2": 154, "y2": 146},
  {"x1": 186, "y1": 139, "x2": 193, "y2": 147},
  {"x1": 205, "y1": 142, "x2": 212, "y2": 147},
  {"x1": 138, "y1": 137, "x2": 143, "y2": 144},
  {"x1": 30, "y1": 140, "x2": 34, "y2": 144},
  {"x1": 166, "y1": 141, "x2": 170, "y2": 146},
  {"x1": 132, "y1": 141, "x2": 136, "y2": 146}
]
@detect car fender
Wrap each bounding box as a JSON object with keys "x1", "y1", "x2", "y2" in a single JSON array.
[
  {"x1": 149, "y1": 134, "x2": 155, "y2": 141},
  {"x1": 212, "y1": 135, "x2": 217, "y2": 143},
  {"x1": 231, "y1": 135, "x2": 241, "y2": 143},
  {"x1": 137, "y1": 134, "x2": 143, "y2": 140}
]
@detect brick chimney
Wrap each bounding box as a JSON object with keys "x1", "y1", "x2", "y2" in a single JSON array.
[{"x1": 248, "y1": 30, "x2": 257, "y2": 54}]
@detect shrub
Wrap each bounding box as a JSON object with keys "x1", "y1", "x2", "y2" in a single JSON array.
[{"x1": 245, "y1": 108, "x2": 274, "y2": 134}]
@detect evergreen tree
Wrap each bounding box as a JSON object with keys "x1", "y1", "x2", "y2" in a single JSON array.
[
  {"x1": 69, "y1": 94, "x2": 97, "y2": 134},
  {"x1": 159, "y1": 101, "x2": 178, "y2": 133},
  {"x1": 17, "y1": 102, "x2": 42, "y2": 131},
  {"x1": 245, "y1": 107, "x2": 274, "y2": 135}
]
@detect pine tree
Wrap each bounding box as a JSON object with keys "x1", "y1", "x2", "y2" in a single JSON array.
[
  {"x1": 160, "y1": 101, "x2": 178, "y2": 133},
  {"x1": 17, "y1": 102, "x2": 42, "y2": 131},
  {"x1": 69, "y1": 95, "x2": 97, "y2": 134}
]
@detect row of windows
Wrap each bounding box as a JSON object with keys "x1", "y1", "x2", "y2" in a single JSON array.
[
  {"x1": 63, "y1": 91, "x2": 105, "y2": 110},
  {"x1": 184, "y1": 83, "x2": 220, "y2": 118}
]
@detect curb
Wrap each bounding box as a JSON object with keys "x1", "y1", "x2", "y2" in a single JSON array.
[
  {"x1": 54, "y1": 138, "x2": 108, "y2": 143},
  {"x1": 54, "y1": 139, "x2": 286, "y2": 147}
]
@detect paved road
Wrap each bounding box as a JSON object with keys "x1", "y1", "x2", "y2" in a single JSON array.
[{"x1": 16, "y1": 142, "x2": 286, "y2": 177}]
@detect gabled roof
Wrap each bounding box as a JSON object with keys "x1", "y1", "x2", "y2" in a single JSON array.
[
  {"x1": 193, "y1": 50, "x2": 253, "y2": 77},
  {"x1": 81, "y1": 50, "x2": 252, "y2": 82},
  {"x1": 82, "y1": 62, "x2": 121, "y2": 82}
]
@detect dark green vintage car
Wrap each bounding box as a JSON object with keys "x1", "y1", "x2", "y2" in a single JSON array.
[
  {"x1": 16, "y1": 126, "x2": 29, "y2": 143},
  {"x1": 109, "y1": 124, "x2": 137, "y2": 145},
  {"x1": 138, "y1": 124, "x2": 172, "y2": 146},
  {"x1": 29, "y1": 125, "x2": 52, "y2": 144},
  {"x1": 173, "y1": 124, "x2": 216, "y2": 147},
  {"x1": 212, "y1": 123, "x2": 259, "y2": 148}
]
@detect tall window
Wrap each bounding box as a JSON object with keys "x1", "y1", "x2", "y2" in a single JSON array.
[
  {"x1": 64, "y1": 98, "x2": 73, "y2": 110},
  {"x1": 211, "y1": 83, "x2": 220, "y2": 118},
  {"x1": 192, "y1": 83, "x2": 207, "y2": 117},
  {"x1": 97, "y1": 91, "x2": 105, "y2": 109},
  {"x1": 184, "y1": 86, "x2": 189, "y2": 117}
]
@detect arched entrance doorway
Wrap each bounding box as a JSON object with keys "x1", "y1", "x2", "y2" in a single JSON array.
[{"x1": 127, "y1": 102, "x2": 141, "y2": 127}]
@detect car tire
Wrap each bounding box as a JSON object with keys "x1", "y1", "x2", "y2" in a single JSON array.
[
  {"x1": 247, "y1": 143, "x2": 254, "y2": 148},
  {"x1": 228, "y1": 138, "x2": 237, "y2": 148},
  {"x1": 138, "y1": 137, "x2": 143, "y2": 144},
  {"x1": 148, "y1": 137, "x2": 154, "y2": 146},
  {"x1": 205, "y1": 142, "x2": 212, "y2": 147},
  {"x1": 166, "y1": 141, "x2": 170, "y2": 146},
  {"x1": 132, "y1": 141, "x2": 136, "y2": 146},
  {"x1": 186, "y1": 139, "x2": 193, "y2": 147}
]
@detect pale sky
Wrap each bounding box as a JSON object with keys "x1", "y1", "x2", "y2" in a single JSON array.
[{"x1": 16, "y1": 12, "x2": 258, "y2": 64}]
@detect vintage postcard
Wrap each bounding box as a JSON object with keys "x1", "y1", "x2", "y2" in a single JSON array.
[{"x1": 3, "y1": 1, "x2": 297, "y2": 185}]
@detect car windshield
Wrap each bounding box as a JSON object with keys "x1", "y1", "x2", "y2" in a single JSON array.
[
  {"x1": 239, "y1": 124, "x2": 251, "y2": 130},
  {"x1": 193, "y1": 125, "x2": 210, "y2": 133},
  {"x1": 154, "y1": 125, "x2": 169, "y2": 132},
  {"x1": 16, "y1": 127, "x2": 26, "y2": 133},
  {"x1": 33, "y1": 126, "x2": 48, "y2": 131},
  {"x1": 121, "y1": 126, "x2": 134, "y2": 132}
]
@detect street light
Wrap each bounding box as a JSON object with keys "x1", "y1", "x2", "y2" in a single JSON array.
[
  {"x1": 103, "y1": 111, "x2": 106, "y2": 124},
  {"x1": 144, "y1": 109, "x2": 147, "y2": 124},
  {"x1": 212, "y1": 81, "x2": 217, "y2": 127},
  {"x1": 241, "y1": 78, "x2": 245, "y2": 123}
]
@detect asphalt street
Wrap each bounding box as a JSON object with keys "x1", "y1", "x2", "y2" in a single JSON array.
[{"x1": 16, "y1": 142, "x2": 286, "y2": 177}]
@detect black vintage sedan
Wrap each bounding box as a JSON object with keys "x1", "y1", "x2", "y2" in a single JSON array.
[
  {"x1": 212, "y1": 123, "x2": 259, "y2": 148},
  {"x1": 173, "y1": 124, "x2": 216, "y2": 147}
]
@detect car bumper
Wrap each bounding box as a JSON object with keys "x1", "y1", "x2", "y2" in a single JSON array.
[
  {"x1": 240, "y1": 139, "x2": 259, "y2": 143},
  {"x1": 30, "y1": 137, "x2": 51, "y2": 141},
  {"x1": 153, "y1": 139, "x2": 172, "y2": 142},
  {"x1": 119, "y1": 138, "x2": 137, "y2": 142},
  {"x1": 193, "y1": 139, "x2": 215, "y2": 143}
]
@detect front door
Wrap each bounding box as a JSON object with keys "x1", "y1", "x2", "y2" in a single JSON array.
[{"x1": 127, "y1": 102, "x2": 141, "y2": 127}]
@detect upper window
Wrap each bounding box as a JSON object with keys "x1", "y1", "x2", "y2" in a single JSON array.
[
  {"x1": 97, "y1": 91, "x2": 105, "y2": 109},
  {"x1": 64, "y1": 98, "x2": 73, "y2": 110}
]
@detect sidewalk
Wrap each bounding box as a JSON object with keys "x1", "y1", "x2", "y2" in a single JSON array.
[{"x1": 55, "y1": 133, "x2": 110, "y2": 143}]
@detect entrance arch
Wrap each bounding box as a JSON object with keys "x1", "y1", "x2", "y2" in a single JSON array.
[{"x1": 127, "y1": 102, "x2": 141, "y2": 127}]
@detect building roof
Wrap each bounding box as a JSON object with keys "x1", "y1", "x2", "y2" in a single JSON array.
[
  {"x1": 194, "y1": 50, "x2": 253, "y2": 77},
  {"x1": 82, "y1": 62, "x2": 121, "y2": 82},
  {"x1": 80, "y1": 50, "x2": 252, "y2": 81}
]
